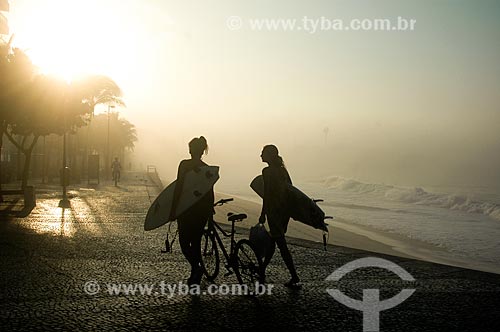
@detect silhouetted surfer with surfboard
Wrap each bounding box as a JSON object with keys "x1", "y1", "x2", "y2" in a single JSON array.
[
  {"x1": 259, "y1": 145, "x2": 301, "y2": 290},
  {"x1": 169, "y1": 136, "x2": 214, "y2": 286}
]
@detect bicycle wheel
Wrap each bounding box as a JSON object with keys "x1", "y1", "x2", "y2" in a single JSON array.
[
  {"x1": 200, "y1": 229, "x2": 219, "y2": 281},
  {"x1": 234, "y1": 239, "x2": 264, "y2": 289}
]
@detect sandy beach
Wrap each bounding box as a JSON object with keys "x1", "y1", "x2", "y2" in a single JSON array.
[{"x1": 215, "y1": 192, "x2": 500, "y2": 275}]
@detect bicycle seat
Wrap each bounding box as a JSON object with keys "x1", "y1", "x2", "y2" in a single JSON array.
[{"x1": 228, "y1": 213, "x2": 247, "y2": 222}]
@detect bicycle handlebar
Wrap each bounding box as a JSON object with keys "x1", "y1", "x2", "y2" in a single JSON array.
[{"x1": 214, "y1": 198, "x2": 234, "y2": 206}]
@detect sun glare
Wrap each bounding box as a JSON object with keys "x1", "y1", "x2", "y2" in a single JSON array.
[{"x1": 10, "y1": 0, "x2": 142, "y2": 82}]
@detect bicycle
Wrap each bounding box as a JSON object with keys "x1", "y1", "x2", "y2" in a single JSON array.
[{"x1": 201, "y1": 198, "x2": 264, "y2": 290}]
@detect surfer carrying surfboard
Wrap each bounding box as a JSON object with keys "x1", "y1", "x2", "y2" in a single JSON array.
[
  {"x1": 259, "y1": 145, "x2": 301, "y2": 290},
  {"x1": 169, "y1": 136, "x2": 215, "y2": 286}
]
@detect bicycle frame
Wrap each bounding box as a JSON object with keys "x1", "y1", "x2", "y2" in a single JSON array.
[
  {"x1": 206, "y1": 216, "x2": 238, "y2": 274},
  {"x1": 201, "y1": 198, "x2": 263, "y2": 286}
]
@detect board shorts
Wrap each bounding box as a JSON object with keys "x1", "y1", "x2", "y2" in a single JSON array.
[
  {"x1": 177, "y1": 191, "x2": 213, "y2": 235},
  {"x1": 267, "y1": 211, "x2": 290, "y2": 239}
]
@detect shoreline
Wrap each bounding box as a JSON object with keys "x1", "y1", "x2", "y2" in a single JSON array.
[{"x1": 216, "y1": 192, "x2": 500, "y2": 275}]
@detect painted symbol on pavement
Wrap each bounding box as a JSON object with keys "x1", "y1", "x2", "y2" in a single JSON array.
[{"x1": 326, "y1": 257, "x2": 416, "y2": 332}]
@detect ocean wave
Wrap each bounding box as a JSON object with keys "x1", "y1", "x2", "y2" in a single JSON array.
[
  {"x1": 324, "y1": 176, "x2": 500, "y2": 222},
  {"x1": 324, "y1": 176, "x2": 393, "y2": 194}
]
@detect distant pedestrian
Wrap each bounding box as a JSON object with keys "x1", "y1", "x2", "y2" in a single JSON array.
[
  {"x1": 111, "y1": 157, "x2": 121, "y2": 185},
  {"x1": 259, "y1": 145, "x2": 301, "y2": 289}
]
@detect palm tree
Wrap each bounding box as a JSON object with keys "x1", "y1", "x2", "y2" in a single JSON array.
[
  {"x1": 113, "y1": 115, "x2": 138, "y2": 162},
  {"x1": 72, "y1": 74, "x2": 125, "y2": 116},
  {"x1": 84, "y1": 112, "x2": 137, "y2": 157},
  {"x1": 71, "y1": 75, "x2": 125, "y2": 177}
]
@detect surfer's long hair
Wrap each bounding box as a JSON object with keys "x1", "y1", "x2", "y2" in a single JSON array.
[
  {"x1": 263, "y1": 144, "x2": 286, "y2": 168},
  {"x1": 189, "y1": 136, "x2": 209, "y2": 157}
]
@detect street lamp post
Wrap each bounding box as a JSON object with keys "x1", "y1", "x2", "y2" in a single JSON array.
[
  {"x1": 58, "y1": 92, "x2": 71, "y2": 208},
  {"x1": 106, "y1": 105, "x2": 115, "y2": 180},
  {"x1": 58, "y1": 131, "x2": 70, "y2": 208}
]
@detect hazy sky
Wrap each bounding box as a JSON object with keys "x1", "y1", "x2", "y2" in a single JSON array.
[{"x1": 7, "y1": 0, "x2": 500, "y2": 189}]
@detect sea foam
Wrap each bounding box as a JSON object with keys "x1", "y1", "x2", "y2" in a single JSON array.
[{"x1": 324, "y1": 176, "x2": 500, "y2": 222}]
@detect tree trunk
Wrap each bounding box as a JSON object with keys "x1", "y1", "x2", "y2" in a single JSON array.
[
  {"x1": 0, "y1": 124, "x2": 4, "y2": 202},
  {"x1": 16, "y1": 144, "x2": 22, "y2": 180},
  {"x1": 21, "y1": 136, "x2": 40, "y2": 190},
  {"x1": 21, "y1": 150, "x2": 31, "y2": 190},
  {"x1": 42, "y1": 136, "x2": 46, "y2": 184}
]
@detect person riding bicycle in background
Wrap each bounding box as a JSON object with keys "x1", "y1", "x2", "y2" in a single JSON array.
[
  {"x1": 169, "y1": 136, "x2": 215, "y2": 286},
  {"x1": 259, "y1": 144, "x2": 301, "y2": 289},
  {"x1": 111, "y1": 157, "x2": 121, "y2": 182}
]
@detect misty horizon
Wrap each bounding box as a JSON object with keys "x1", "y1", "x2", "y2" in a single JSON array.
[{"x1": 6, "y1": 0, "x2": 500, "y2": 193}]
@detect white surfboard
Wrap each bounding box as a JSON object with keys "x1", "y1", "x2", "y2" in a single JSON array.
[{"x1": 144, "y1": 166, "x2": 219, "y2": 231}]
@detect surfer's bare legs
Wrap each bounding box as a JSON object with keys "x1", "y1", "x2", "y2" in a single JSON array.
[
  {"x1": 179, "y1": 239, "x2": 203, "y2": 285},
  {"x1": 178, "y1": 218, "x2": 205, "y2": 285},
  {"x1": 275, "y1": 236, "x2": 300, "y2": 286},
  {"x1": 178, "y1": 235, "x2": 197, "y2": 266}
]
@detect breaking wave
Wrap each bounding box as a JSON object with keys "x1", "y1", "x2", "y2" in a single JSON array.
[{"x1": 324, "y1": 176, "x2": 500, "y2": 222}]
